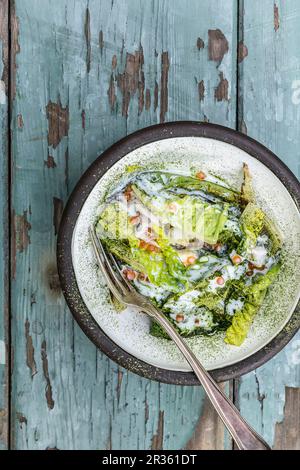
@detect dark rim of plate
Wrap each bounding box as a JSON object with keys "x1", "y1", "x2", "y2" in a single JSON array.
[{"x1": 57, "y1": 122, "x2": 300, "y2": 385}]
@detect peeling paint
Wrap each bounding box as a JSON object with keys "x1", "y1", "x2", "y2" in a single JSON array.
[
  {"x1": 117, "y1": 46, "x2": 144, "y2": 117},
  {"x1": 16, "y1": 412, "x2": 27, "y2": 428},
  {"x1": 0, "y1": 2, "x2": 8, "y2": 95},
  {"x1": 44, "y1": 155, "x2": 56, "y2": 169},
  {"x1": 14, "y1": 211, "x2": 31, "y2": 253},
  {"x1": 138, "y1": 70, "x2": 145, "y2": 115},
  {"x1": 116, "y1": 369, "x2": 123, "y2": 401},
  {"x1": 99, "y1": 30, "x2": 104, "y2": 54},
  {"x1": 84, "y1": 8, "x2": 91, "y2": 73},
  {"x1": 107, "y1": 74, "x2": 116, "y2": 111},
  {"x1": 154, "y1": 80, "x2": 158, "y2": 111},
  {"x1": 214, "y1": 72, "x2": 229, "y2": 101},
  {"x1": 11, "y1": 1, "x2": 20, "y2": 100},
  {"x1": 17, "y1": 113, "x2": 23, "y2": 128},
  {"x1": 274, "y1": 387, "x2": 300, "y2": 449},
  {"x1": 0, "y1": 409, "x2": 7, "y2": 444},
  {"x1": 254, "y1": 372, "x2": 265, "y2": 412},
  {"x1": 112, "y1": 54, "x2": 117, "y2": 69},
  {"x1": 208, "y1": 29, "x2": 229, "y2": 62},
  {"x1": 274, "y1": 4, "x2": 280, "y2": 32},
  {"x1": 145, "y1": 88, "x2": 151, "y2": 110},
  {"x1": 41, "y1": 340, "x2": 55, "y2": 410},
  {"x1": 81, "y1": 109, "x2": 86, "y2": 130},
  {"x1": 46, "y1": 99, "x2": 69, "y2": 149},
  {"x1": 197, "y1": 37, "x2": 205, "y2": 50},
  {"x1": 46, "y1": 263, "x2": 61, "y2": 297},
  {"x1": 238, "y1": 41, "x2": 248, "y2": 63},
  {"x1": 198, "y1": 80, "x2": 205, "y2": 101},
  {"x1": 151, "y1": 410, "x2": 164, "y2": 450},
  {"x1": 145, "y1": 400, "x2": 149, "y2": 424},
  {"x1": 120, "y1": 38, "x2": 125, "y2": 63},
  {"x1": 160, "y1": 52, "x2": 169, "y2": 123},
  {"x1": 53, "y1": 197, "x2": 64, "y2": 236},
  {"x1": 25, "y1": 319, "x2": 37, "y2": 378}
]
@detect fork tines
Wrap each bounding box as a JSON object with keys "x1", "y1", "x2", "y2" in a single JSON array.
[{"x1": 89, "y1": 226, "x2": 132, "y2": 301}]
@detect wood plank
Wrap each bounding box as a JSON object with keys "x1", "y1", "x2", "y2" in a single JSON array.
[
  {"x1": 185, "y1": 383, "x2": 232, "y2": 450},
  {"x1": 11, "y1": 0, "x2": 237, "y2": 449},
  {"x1": 237, "y1": 0, "x2": 300, "y2": 449},
  {"x1": 274, "y1": 387, "x2": 300, "y2": 450},
  {"x1": 0, "y1": 0, "x2": 9, "y2": 451}
]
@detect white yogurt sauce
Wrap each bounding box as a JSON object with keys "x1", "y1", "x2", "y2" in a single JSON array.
[
  {"x1": 133, "y1": 279, "x2": 169, "y2": 304},
  {"x1": 250, "y1": 246, "x2": 268, "y2": 267},
  {"x1": 223, "y1": 218, "x2": 241, "y2": 235},
  {"x1": 171, "y1": 308, "x2": 215, "y2": 332},
  {"x1": 164, "y1": 289, "x2": 216, "y2": 332},
  {"x1": 165, "y1": 290, "x2": 200, "y2": 315},
  {"x1": 226, "y1": 298, "x2": 244, "y2": 316},
  {"x1": 207, "y1": 262, "x2": 247, "y2": 292}
]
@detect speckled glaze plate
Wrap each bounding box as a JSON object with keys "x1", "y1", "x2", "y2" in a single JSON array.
[{"x1": 57, "y1": 122, "x2": 300, "y2": 384}]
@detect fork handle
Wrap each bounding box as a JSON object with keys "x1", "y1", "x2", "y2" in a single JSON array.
[{"x1": 145, "y1": 304, "x2": 271, "y2": 451}]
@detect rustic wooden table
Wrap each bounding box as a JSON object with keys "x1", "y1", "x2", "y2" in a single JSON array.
[{"x1": 0, "y1": 0, "x2": 299, "y2": 450}]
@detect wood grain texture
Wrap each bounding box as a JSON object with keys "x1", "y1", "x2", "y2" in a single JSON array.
[
  {"x1": 274, "y1": 387, "x2": 300, "y2": 449},
  {"x1": 10, "y1": 0, "x2": 237, "y2": 450},
  {"x1": 0, "y1": 0, "x2": 9, "y2": 451},
  {"x1": 185, "y1": 383, "x2": 231, "y2": 450},
  {"x1": 237, "y1": 0, "x2": 300, "y2": 450}
]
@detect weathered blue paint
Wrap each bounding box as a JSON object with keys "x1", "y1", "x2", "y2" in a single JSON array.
[
  {"x1": 10, "y1": 0, "x2": 237, "y2": 450},
  {"x1": 238, "y1": 0, "x2": 300, "y2": 449},
  {"x1": 3, "y1": 0, "x2": 299, "y2": 451},
  {"x1": 0, "y1": 0, "x2": 8, "y2": 451}
]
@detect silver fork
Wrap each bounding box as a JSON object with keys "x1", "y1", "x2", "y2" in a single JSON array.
[{"x1": 89, "y1": 227, "x2": 271, "y2": 451}]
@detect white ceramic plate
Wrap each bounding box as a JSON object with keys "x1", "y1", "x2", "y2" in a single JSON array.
[{"x1": 71, "y1": 136, "x2": 300, "y2": 372}]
